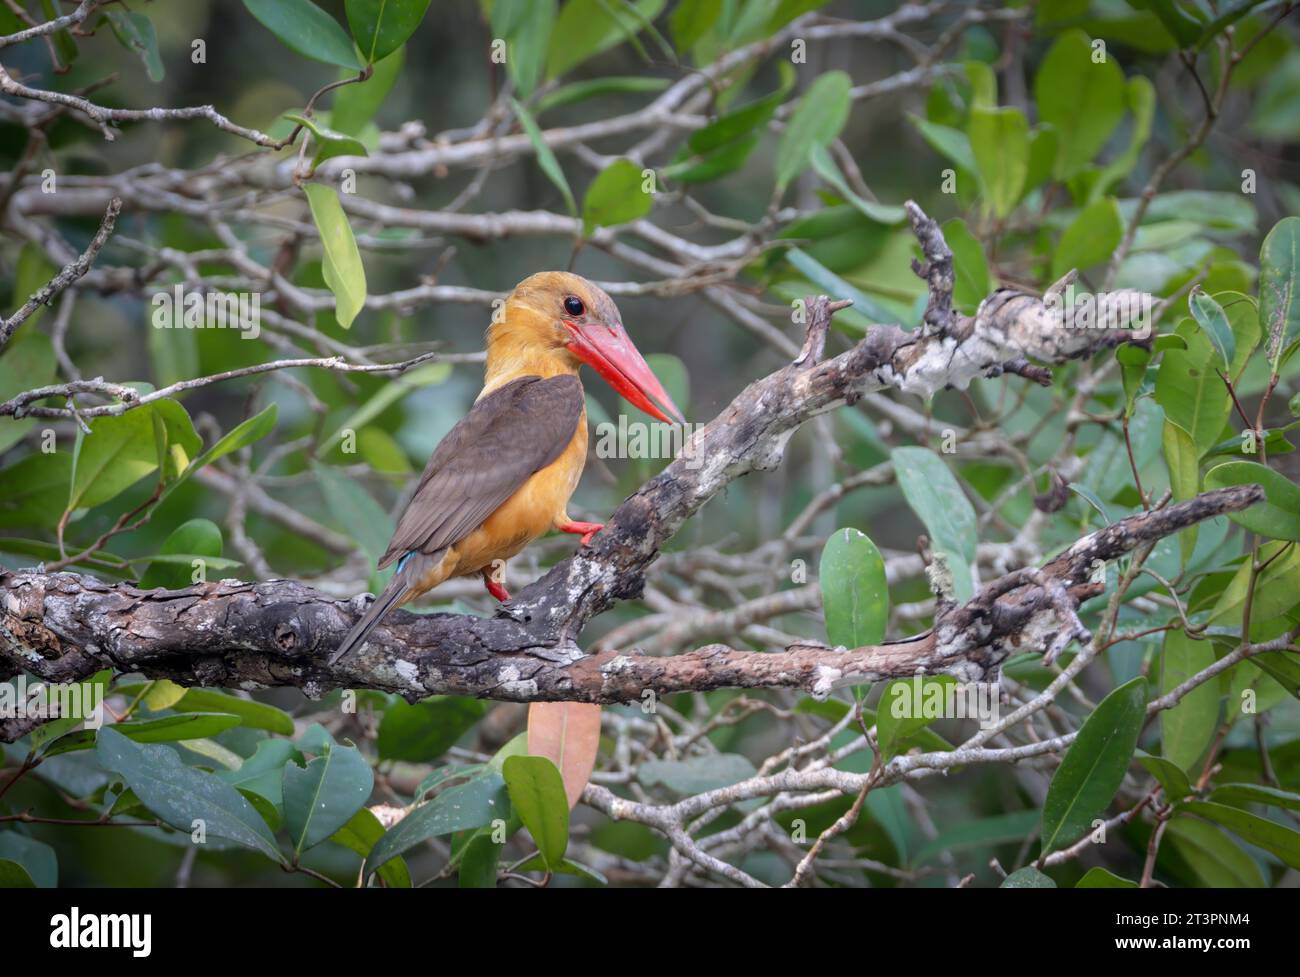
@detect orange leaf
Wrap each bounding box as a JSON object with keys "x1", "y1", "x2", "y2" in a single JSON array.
[{"x1": 526, "y1": 701, "x2": 602, "y2": 810}]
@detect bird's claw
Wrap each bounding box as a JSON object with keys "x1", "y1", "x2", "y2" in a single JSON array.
[{"x1": 557, "y1": 519, "x2": 604, "y2": 547}]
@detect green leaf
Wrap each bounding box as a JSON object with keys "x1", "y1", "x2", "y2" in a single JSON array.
[
  {"x1": 29, "y1": 716, "x2": 85, "y2": 754},
  {"x1": 965, "y1": 59, "x2": 997, "y2": 109},
  {"x1": 819, "y1": 527, "x2": 888, "y2": 653},
  {"x1": 138, "y1": 680, "x2": 187, "y2": 712},
  {"x1": 345, "y1": 0, "x2": 430, "y2": 63},
  {"x1": 331, "y1": 808, "x2": 412, "y2": 887},
  {"x1": 38, "y1": 0, "x2": 76, "y2": 67},
  {"x1": 908, "y1": 116, "x2": 977, "y2": 174},
  {"x1": 169, "y1": 688, "x2": 295, "y2": 735},
  {"x1": 1076, "y1": 867, "x2": 1138, "y2": 888},
  {"x1": 1118, "y1": 343, "x2": 1151, "y2": 416},
  {"x1": 663, "y1": 65, "x2": 794, "y2": 184},
  {"x1": 891, "y1": 446, "x2": 978, "y2": 603},
  {"x1": 1179, "y1": 800, "x2": 1300, "y2": 869},
  {"x1": 1154, "y1": 322, "x2": 1232, "y2": 458},
  {"x1": 1138, "y1": 751, "x2": 1192, "y2": 802},
  {"x1": 669, "y1": 0, "x2": 722, "y2": 51},
  {"x1": 1051, "y1": 197, "x2": 1123, "y2": 280},
  {"x1": 1041, "y1": 677, "x2": 1147, "y2": 854},
  {"x1": 165, "y1": 404, "x2": 277, "y2": 503},
  {"x1": 284, "y1": 740, "x2": 374, "y2": 855},
  {"x1": 367, "y1": 769, "x2": 509, "y2": 871},
  {"x1": 1259, "y1": 216, "x2": 1300, "y2": 372},
  {"x1": 877, "y1": 675, "x2": 959, "y2": 762},
  {"x1": 662, "y1": 133, "x2": 761, "y2": 183},
  {"x1": 513, "y1": 852, "x2": 608, "y2": 884},
  {"x1": 1219, "y1": 291, "x2": 1261, "y2": 381},
  {"x1": 304, "y1": 183, "x2": 367, "y2": 329},
  {"x1": 96, "y1": 727, "x2": 282, "y2": 861},
  {"x1": 511, "y1": 97, "x2": 576, "y2": 215},
  {"x1": 782, "y1": 248, "x2": 898, "y2": 329},
  {"x1": 775, "y1": 70, "x2": 852, "y2": 193},
  {"x1": 502, "y1": 754, "x2": 569, "y2": 870},
  {"x1": 1197, "y1": 0, "x2": 1271, "y2": 48},
  {"x1": 1213, "y1": 783, "x2": 1300, "y2": 813},
  {"x1": 0, "y1": 859, "x2": 35, "y2": 888},
  {"x1": 545, "y1": 0, "x2": 666, "y2": 79},
  {"x1": 582, "y1": 158, "x2": 653, "y2": 237},
  {"x1": 1023, "y1": 125, "x2": 1059, "y2": 197},
  {"x1": 1134, "y1": 190, "x2": 1256, "y2": 232},
  {"x1": 0, "y1": 833, "x2": 56, "y2": 887},
  {"x1": 284, "y1": 113, "x2": 368, "y2": 166},
  {"x1": 1141, "y1": 0, "x2": 1205, "y2": 47},
  {"x1": 458, "y1": 832, "x2": 503, "y2": 887},
  {"x1": 1170, "y1": 420, "x2": 1196, "y2": 556},
  {"x1": 494, "y1": 0, "x2": 555, "y2": 98},
  {"x1": 152, "y1": 399, "x2": 203, "y2": 474},
  {"x1": 109, "y1": 713, "x2": 244, "y2": 743},
  {"x1": 105, "y1": 11, "x2": 164, "y2": 82},
  {"x1": 68, "y1": 407, "x2": 157, "y2": 511},
  {"x1": 1002, "y1": 866, "x2": 1056, "y2": 887},
  {"x1": 1092, "y1": 77, "x2": 1154, "y2": 200},
  {"x1": 1209, "y1": 540, "x2": 1300, "y2": 643},
  {"x1": 313, "y1": 461, "x2": 394, "y2": 566},
  {"x1": 1165, "y1": 817, "x2": 1265, "y2": 887},
  {"x1": 1034, "y1": 29, "x2": 1127, "y2": 179},
  {"x1": 1204, "y1": 460, "x2": 1300, "y2": 541},
  {"x1": 944, "y1": 218, "x2": 991, "y2": 314},
  {"x1": 377, "y1": 697, "x2": 486, "y2": 762},
  {"x1": 968, "y1": 106, "x2": 1028, "y2": 219},
  {"x1": 242, "y1": 0, "x2": 361, "y2": 69},
  {"x1": 218, "y1": 737, "x2": 294, "y2": 807},
  {"x1": 0, "y1": 331, "x2": 55, "y2": 455},
  {"x1": 9, "y1": 243, "x2": 56, "y2": 331},
  {"x1": 139, "y1": 518, "x2": 223, "y2": 590},
  {"x1": 184, "y1": 737, "x2": 245, "y2": 772},
  {"x1": 691, "y1": 64, "x2": 794, "y2": 154},
  {"x1": 1187, "y1": 288, "x2": 1236, "y2": 371},
  {"x1": 1160, "y1": 630, "x2": 1219, "y2": 773}
]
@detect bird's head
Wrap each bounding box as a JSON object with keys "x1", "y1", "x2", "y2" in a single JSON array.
[{"x1": 489, "y1": 271, "x2": 685, "y2": 425}]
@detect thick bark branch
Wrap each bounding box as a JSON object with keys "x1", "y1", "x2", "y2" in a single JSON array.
[{"x1": 0, "y1": 486, "x2": 1262, "y2": 739}]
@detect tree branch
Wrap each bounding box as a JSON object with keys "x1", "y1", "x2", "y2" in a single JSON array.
[{"x1": 0, "y1": 196, "x2": 120, "y2": 352}]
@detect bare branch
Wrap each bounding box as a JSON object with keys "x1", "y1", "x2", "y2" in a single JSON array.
[{"x1": 0, "y1": 196, "x2": 120, "y2": 352}]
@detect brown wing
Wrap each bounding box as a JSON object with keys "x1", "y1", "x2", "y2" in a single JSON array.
[{"x1": 376, "y1": 374, "x2": 584, "y2": 569}]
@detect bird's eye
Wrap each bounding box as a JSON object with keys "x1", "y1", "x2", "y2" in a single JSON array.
[{"x1": 563, "y1": 295, "x2": 585, "y2": 317}]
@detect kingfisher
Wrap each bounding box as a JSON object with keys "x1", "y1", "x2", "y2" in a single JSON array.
[{"x1": 330, "y1": 272, "x2": 684, "y2": 663}]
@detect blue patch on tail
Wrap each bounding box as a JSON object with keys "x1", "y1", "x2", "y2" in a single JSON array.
[{"x1": 396, "y1": 551, "x2": 415, "y2": 573}]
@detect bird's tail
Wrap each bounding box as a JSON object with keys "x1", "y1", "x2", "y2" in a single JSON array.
[{"x1": 330, "y1": 553, "x2": 434, "y2": 665}]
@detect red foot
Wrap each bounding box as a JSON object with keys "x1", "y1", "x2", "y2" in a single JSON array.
[
  {"x1": 482, "y1": 569, "x2": 511, "y2": 602},
  {"x1": 557, "y1": 520, "x2": 604, "y2": 546}
]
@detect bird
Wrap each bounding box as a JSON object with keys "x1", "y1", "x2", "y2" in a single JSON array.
[{"x1": 330, "y1": 271, "x2": 684, "y2": 664}]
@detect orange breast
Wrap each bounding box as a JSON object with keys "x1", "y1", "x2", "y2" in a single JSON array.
[{"x1": 445, "y1": 410, "x2": 588, "y2": 577}]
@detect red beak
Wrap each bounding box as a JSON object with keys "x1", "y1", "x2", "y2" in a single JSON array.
[{"x1": 564, "y1": 319, "x2": 685, "y2": 425}]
